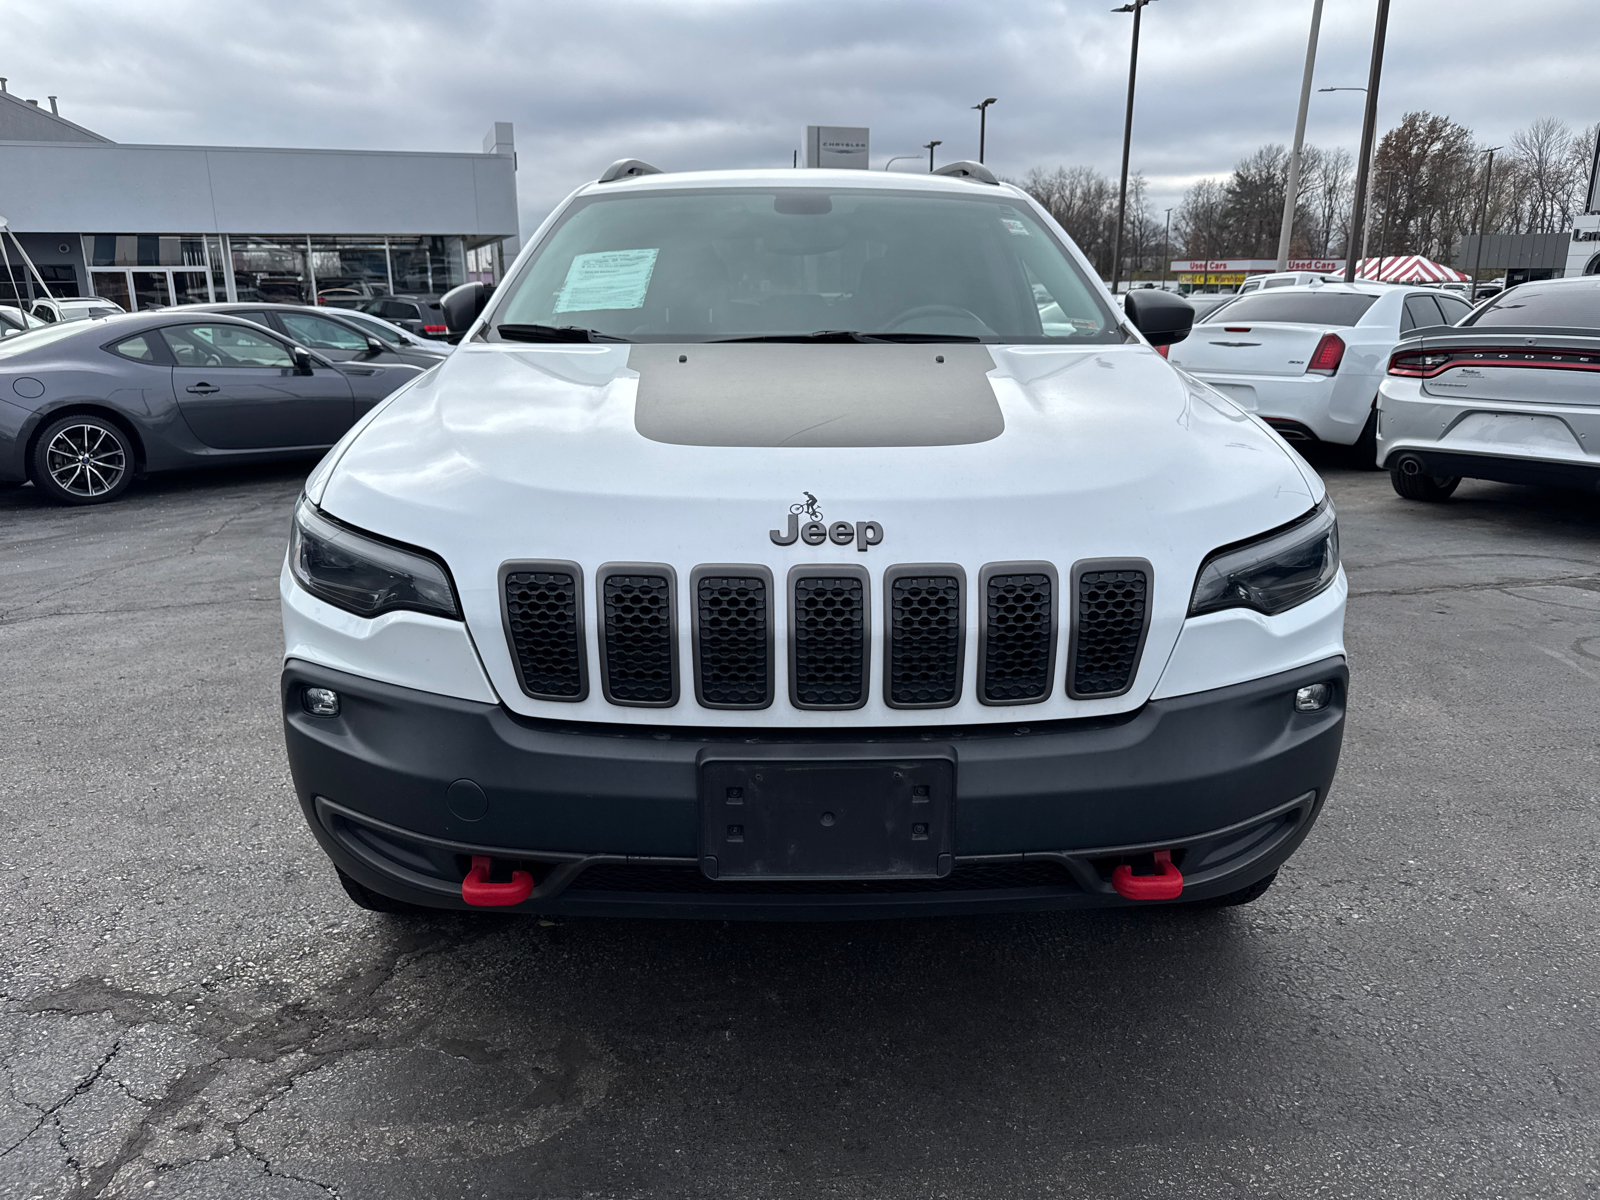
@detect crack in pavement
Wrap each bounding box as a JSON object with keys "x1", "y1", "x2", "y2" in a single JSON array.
[
  {"x1": 0, "y1": 1037, "x2": 123, "y2": 1164},
  {"x1": 1349, "y1": 573, "x2": 1600, "y2": 599},
  {"x1": 0, "y1": 497, "x2": 278, "y2": 625},
  {"x1": 21, "y1": 925, "x2": 495, "y2": 1197}
]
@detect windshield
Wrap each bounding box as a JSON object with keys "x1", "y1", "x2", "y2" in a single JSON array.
[
  {"x1": 491, "y1": 187, "x2": 1119, "y2": 343},
  {"x1": 1465, "y1": 282, "x2": 1600, "y2": 330},
  {"x1": 1204, "y1": 292, "x2": 1378, "y2": 327}
]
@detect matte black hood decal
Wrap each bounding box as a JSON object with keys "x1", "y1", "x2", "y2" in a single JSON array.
[{"x1": 631, "y1": 343, "x2": 1004, "y2": 448}]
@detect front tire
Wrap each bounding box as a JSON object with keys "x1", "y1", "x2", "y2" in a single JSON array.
[
  {"x1": 29, "y1": 414, "x2": 135, "y2": 505},
  {"x1": 1390, "y1": 462, "x2": 1461, "y2": 502}
]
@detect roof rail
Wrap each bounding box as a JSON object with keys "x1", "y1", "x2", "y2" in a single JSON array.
[
  {"x1": 597, "y1": 159, "x2": 664, "y2": 184},
  {"x1": 931, "y1": 160, "x2": 998, "y2": 185}
]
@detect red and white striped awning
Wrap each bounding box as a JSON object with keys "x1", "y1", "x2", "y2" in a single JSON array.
[{"x1": 1353, "y1": 255, "x2": 1471, "y2": 283}]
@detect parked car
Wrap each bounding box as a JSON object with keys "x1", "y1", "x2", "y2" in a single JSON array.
[
  {"x1": 0, "y1": 312, "x2": 414, "y2": 505},
  {"x1": 171, "y1": 302, "x2": 448, "y2": 372},
  {"x1": 1377, "y1": 276, "x2": 1600, "y2": 501},
  {"x1": 328, "y1": 305, "x2": 453, "y2": 354},
  {"x1": 1168, "y1": 282, "x2": 1475, "y2": 452},
  {"x1": 1236, "y1": 272, "x2": 1341, "y2": 295},
  {"x1": 1183, "y1": 292, "x2": 1242, "y2": 320},
  {"x1": 30, "y1": 296, "x2": 125, "y2": 324},
  {"x1": 282, "y1": 162, "x2": 1346, "y2": 920},
  {"x1": 358, "y1": 294, "x2": 449, "y2": 339},
  {"x1": 318, "y1": 283, "x2": 388, "y2": 310},
  {"x1": 1, "y1": 304, "x2": 46, "y2": 338}
]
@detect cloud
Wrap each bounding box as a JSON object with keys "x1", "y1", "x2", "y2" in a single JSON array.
[{"x1": 6, "y1": 0, "x2": 1596, "y2": 234}]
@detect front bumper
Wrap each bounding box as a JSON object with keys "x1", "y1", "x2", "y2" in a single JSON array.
[{"x1": 284, "y1": 655, "x2": 1347, "y2": 919}]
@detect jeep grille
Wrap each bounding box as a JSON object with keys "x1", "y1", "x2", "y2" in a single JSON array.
[{"x1": 790, "y1": 571, "x2": 867, "y2": 709}]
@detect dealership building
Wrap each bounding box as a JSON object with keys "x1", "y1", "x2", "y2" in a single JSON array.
[{"x1": 0, "y1": 84, "x2": 519, "y2": 310}]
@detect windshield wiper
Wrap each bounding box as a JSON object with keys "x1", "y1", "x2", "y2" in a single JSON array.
[
  {"x1": 496, "y1": 324, "x2": 629, "y2": 343},
  {"x1": 711, "y1": 330, "x2": 981, "y2": 344}
]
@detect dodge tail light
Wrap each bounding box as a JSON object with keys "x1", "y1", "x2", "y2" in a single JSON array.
[
  {"x1": 1389, "y1": 350, "x2": 1452, "y2": 377},
  {"x1": 1306, "y1": 333, "x2": 1345, "y2": 375},
  {"x1": 422, "y1": 324, "x2": 448, "y2": 334}
]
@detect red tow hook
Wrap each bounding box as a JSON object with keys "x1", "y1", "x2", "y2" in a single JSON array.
[
  {"x1": 1112, "y1": 849, "x2": 1184, "y2": 901},
  {"x1": 461, "y1": 855, "x2": 534, "y2": 907}
]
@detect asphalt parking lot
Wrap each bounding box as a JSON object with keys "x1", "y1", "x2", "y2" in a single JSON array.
[{"x1": 2, "y1": 453, "x2": 1598, "y2": 1200}]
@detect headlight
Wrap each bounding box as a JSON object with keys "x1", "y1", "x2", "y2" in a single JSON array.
[
  {"x1": 1189, "y1": 500, "x2": 1339, "y2": 618},
  {"x1": 289, "y1": 497, "x2": 460, "y2": 620}
]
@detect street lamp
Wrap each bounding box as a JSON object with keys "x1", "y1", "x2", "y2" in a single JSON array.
[
  {"x1": 1343, "y1": 0, "x2": 1391, "y2": 284},
  {"x1": 924, "y1": 140, "x2": 942, "y2": 172},
  {"x1": 882, "y1": 154, "x2": 923, "y2": 172},
  {"x1": 972, "y1": 98, "x2": 997, "y2": 164},
  {"x1": 1472, "y1": 147, "x2": 1502, "y2": 301},
  {"x1": 1161, "y1": 207, "x2": 1173, "y2": 287},
  {"x1": 1276, "y1": 0, "x2": 1325, "y2": 272},
  {"x1": 1110, "y1": 0, "x2": 1159, "y2": 295}
]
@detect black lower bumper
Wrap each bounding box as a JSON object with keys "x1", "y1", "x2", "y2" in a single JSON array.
[
  {"x1": 1383, "y1": 448, "x2": 1600, "y2": 493},
  {"x1": 282, "y1": 657, "x2": 1347, "y2": 919}
]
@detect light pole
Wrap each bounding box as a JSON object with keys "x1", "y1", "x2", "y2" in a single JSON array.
[
  {"x1": 972, "y1": 98, "x2": 997, "y2": 163},
  {"x1": 1343, "y1": 0, "x2": 1391, "y2": 284},
  {"x1": 1472, "y1": 147, "x2": 1501, "y2": 301},
  {"x1": 1110, "y1": 0, "x2": 1158, "y2": 295},
  {"x1": 1277, "y1": 0, "x2": 1325, "y2": 271},
  {"x1": 924, "y1": 140, "x2": 942, "y2": 172},
  {"x1": 883, "y1": 154, "x2": 923, "y2": 172},
  {"x1": 1161, "y1": 207, "x2": 1172, "y2": 288}
]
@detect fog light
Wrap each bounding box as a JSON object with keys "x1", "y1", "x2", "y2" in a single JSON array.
[
  {"x1": 303, "y1": 687, "x2": 340, "y2": 716},
  {"x1": 1294, "y1": 682, "x2": 1331, "y2": 712}
]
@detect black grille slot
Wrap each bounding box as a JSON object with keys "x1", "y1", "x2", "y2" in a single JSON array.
[
  {"x1": 981, "y1": 567, "x2": 1054, "y2": 704},
  {"x1": 888, "y1": 571, "x2": 962, "y2": 707},
  {"x1": 791, "y1": 571, "x2": 867, "y2": 709},
  {"x1": 695, "y1": 572, "x2": 771, "y2": 708},
  {"x1": 504, "y1": 567, "x2": 585, "y2": 699},
  {"x1": 1071, "y1": 566, "x2": 1149, "y2": 698},
  {"x1": 601, "y1": 570, "x2": 675, "y2": 706}
]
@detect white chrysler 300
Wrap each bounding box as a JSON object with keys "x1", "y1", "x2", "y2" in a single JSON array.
[{"x1": 280, "y1": 162, "x2": 1347, "y2": 919}]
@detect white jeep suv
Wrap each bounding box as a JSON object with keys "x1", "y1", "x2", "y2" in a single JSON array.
[{"x1": 281, "y1": 161, "x2": 1347, "y2": 919}]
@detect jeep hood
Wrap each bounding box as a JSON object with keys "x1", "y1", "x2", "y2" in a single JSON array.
[{"x1": 313, "y1": 341, "x2": 1323, "y2": 725}]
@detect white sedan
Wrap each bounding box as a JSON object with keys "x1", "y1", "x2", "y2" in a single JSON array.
[
  {"x1": 1377, "y1": 275, "x2": 1600, "y2": 501},
  {"x1": 1168, "y1": 283, "x2": 1475, "y2": 452}
]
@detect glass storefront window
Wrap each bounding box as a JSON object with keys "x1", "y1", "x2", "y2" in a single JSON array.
[
  {"x1": 309, "y1": 238, "x2": 391, "y2": 302},
  {"x1": 387, "y1": 236, "x2": 464, "y2": 297},
  {"x1": 87, "y1": 235, "x2": 208, "y2": 268},
  {"x1": 92, "y1": 273, "x2": 131, "y2": 311},
  {"x1": 231, "y1": 238, "x2": 312, "y2": 305},
  {"x1": 169, "y1": 273, "x2": 211, "y2": 307}
]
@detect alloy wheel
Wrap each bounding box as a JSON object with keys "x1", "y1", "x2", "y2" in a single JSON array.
[{"x1": 44, "y1": 423, "x2": 128, "y2": 498}]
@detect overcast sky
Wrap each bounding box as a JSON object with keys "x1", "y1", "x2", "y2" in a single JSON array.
[{"x1": 6, "y1": 0, "x2": 1597, "y2": 236}]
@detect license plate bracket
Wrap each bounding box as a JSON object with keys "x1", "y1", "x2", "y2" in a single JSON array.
[{"x1": 698, "y1": 748, "x2": 954, "y2": 880}]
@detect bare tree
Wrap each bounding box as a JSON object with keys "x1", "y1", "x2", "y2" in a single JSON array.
[
  {"x1": 1510, "y1": 117, "x2": 1585, "y2": 234},
  {"x1": 1175, "y1": 177, "x2": 1229, "y2": 260},
  {"x1": 1019, "y1": 165, "x2": 1119, "y2": 275},
  {"x1": 1303, "y1": 145, "x2": 1354, "y2": 257}
]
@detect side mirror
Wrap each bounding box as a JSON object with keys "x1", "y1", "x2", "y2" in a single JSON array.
[
  {"x1": 1124, "y1": 289, "x2": 1194, "y2": 348},
  {"x1": 363, "y1": 336, "x2": 386, "y2": 357},
  {"x1": 441, "y1": 281, "x2": 494, "y2": 334},
  {"x1": 292, "y1": 346, "x2": 315, "y2": 375}
]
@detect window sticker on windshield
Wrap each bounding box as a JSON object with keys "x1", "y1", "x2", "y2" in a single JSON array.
[
  {"x1": 1000, "y1": 218, "x2": 1029, "y2": 236},
  {"x1": 554, "y1": 248, "x2": 659, "y2": 312}
]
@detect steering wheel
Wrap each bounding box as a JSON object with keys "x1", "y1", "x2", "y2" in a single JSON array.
[
  {"x1": 878, "y1": 304, "x2": 991, "y2": 334},
  {"x1": 203, "y1": 353, "x2": 223, "y2": 367}
]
